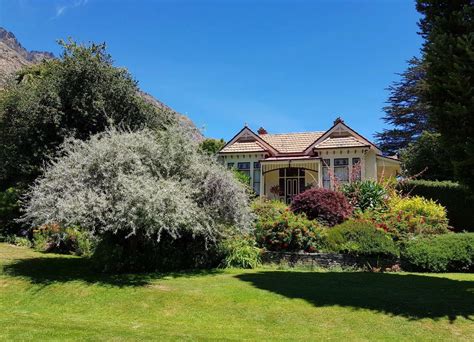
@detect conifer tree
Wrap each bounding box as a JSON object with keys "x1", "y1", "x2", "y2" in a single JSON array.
[{"x1": 416, "y1": 0, "x2": 474, "y2": 190}]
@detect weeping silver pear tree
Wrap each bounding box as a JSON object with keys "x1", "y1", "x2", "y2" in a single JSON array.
[{"x1": 22, "y1": 127, "x2": 253, "y2": 270}]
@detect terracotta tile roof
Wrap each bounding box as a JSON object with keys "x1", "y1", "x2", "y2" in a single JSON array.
[
  {"x1": 262, "y1": 156, "x2": 319, "y2": 161},
  {"x1": 315, "y1": 136, "x2": 369, "y2": 149},
  {"x1": 260, "y1": 132, "x2": 324, "y2": 153},
  {"x1": 220, "y1": 140, "x2": 266, "y2": 153}
]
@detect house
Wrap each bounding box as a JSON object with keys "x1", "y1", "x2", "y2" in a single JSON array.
[{"x1": 218, "y1": 118, "x2": 401, "y2": 203}]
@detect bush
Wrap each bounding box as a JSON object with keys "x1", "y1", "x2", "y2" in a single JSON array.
[
  {"x1": 251, "y1": 199, "x2": 288, "y2": 222},
  {"x1": 32, "y1": 223, "x2": 95, "y2": 256},
  {"x1": 398, "y1": 180, "x2": 473, "y2": 232},
  {"x1": 341, "y1": 180, "x2": 387, "y2": 212},
  {"x1": 358, "y1": 194, "x2": 450, "y2": 241},
  {"x1": 402, "y1": 233, "x2": 474, "y2": 272},
  {"x1": 219, "y1": 236, "x2": 261, "y2": 269},
  {"x1": 325, "y1": 220, "x2": 399, "y2": 259},
  {"x1": 388, "y1": 195, "x2": 449, "y2": 236},
  {"x1": 0, "y1": 187, "x2": 22, "y2": 237},
  {"x1": 22, "y1": 128, "x2": 252, "y2": 271},
  {"x1": 291, "y1": 188, "x2": 353, "y2": 227},
  {"x1": 91, "y1": 232, "x2": 222, "y2": 272},
  {"x1": 5, "y1": 235, "x2": 32, "y2": 248},
  {"x1": 255, "y1": 209, "x2": 325, "y2": 253}
]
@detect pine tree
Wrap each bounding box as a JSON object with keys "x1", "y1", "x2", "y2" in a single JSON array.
[
  {"x1": 416, "y1": 0, "x2": 474, "y2": 190},
  {"x1": 375, "y1": 57, "x2": 431, "y2": 156}
]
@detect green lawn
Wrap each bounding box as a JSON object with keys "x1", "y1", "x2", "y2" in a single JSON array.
[{"x1": 1, "y1": 243, "x2": 473, "y2": 341}]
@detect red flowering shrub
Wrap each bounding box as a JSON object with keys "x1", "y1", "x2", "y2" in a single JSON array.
[{"x1": 290, "y1": 188, "x2": 353, "y2": 227}]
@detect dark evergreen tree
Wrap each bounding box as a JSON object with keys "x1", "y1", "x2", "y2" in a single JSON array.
[
  {"x1": 400, "y1": 131, "x2": 452, "y2": 181},
  {"x1": 416, "y1": 0, "x2": 474, "y2": 190},
  {"x1": 375, "y1": 57, "x2": 431, "y2": 155}
]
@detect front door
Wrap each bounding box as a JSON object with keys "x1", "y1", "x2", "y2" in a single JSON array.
[{"x1": 285, "y1": 178, "x2": 299, "y2": 204}]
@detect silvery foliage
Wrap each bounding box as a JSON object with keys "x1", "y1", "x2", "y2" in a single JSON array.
[{"x1": 22, "y1": 127, "x2": 253, "y2": 243}]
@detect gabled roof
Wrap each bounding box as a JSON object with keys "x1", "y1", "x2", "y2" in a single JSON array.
[
  {"x1": 260, "y1": 131, "x2": 325, "y2": 154},
  {"x1": 218, "y1": 126, "x2": 278, "y2": 155},
  {"x1": 220, "y1": 140, "x2": 266, "y2": 153},
  {"x1": 315, "y1": 136, "x2": 370, "y2": 149},
  {"x1": 218, "y1": 118, "x2": 382, "y2": 156},
  {"x1": 303, "y1": 119, "x2": 381, "y2": 154}
]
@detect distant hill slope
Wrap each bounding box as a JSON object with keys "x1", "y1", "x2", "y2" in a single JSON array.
[
  {"x1": 0, "y1": 27, "x2": 54, "y2": 86},
  {"x1": 0, "y1": 27, "x2": 203, "y2": 140}
]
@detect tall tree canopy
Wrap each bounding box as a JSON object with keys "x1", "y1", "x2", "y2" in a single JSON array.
[
  {"x1": 399, "y1": 131, "x2": 452, "y2": 181},
  {"x1": 375, "y1": 57, "x2": 431, "y2": 156},
  {"x1": 0, "y1": 40, "x2": 176, "y2": 188},
  {"x1": 199, "y1": 138, "x2": 226, "y2": 155},
  {"x1": 416, "y1": 0, "x2": 474, "y2": 190}
]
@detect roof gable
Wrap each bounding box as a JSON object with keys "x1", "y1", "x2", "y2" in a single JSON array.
[
  {"x1": 315, "y1": 136, "x2": 370, "y2": 149},
  {"x1": 218, "y1": 126, "x2": 278, "y2": 155},
  {"x1": 304, "y1": 120, "x2": 381, "y2": 154}
]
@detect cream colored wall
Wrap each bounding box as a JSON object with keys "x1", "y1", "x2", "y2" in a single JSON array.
[
  {"x1": 264, "y1": 170, "x2": 280, "y2": 200},
  {"x1": 364, "y1": 150, "x2": 378, "y2": 180},
  {"x1": 376, "y1": 160, "x2": 401, "y2": 180},
  {"x1": 316, "y1": 148, "x2": 370, "y2": 181}
]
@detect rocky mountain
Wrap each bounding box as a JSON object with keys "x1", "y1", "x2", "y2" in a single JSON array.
[
  {"x1": 0, "y1": 27, "x2": 203, "y2": 140},
  {"x1": 0, "y1": 27, "x2": 54, "y2": 86}
]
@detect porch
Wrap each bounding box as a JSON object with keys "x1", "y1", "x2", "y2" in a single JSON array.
[{"x1": 260, "y1": 157, "x2": 321, "y2": 204}]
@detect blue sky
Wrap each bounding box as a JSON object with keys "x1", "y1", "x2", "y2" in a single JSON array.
[{"x1": 0, "y1": 0, "x2": 422, "y2": 141}]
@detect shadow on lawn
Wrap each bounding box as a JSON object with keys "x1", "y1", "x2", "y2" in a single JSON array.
[
  {"x1": 236, "y1": 271, "x2": 474, "y2": 322},
  {"x1": 3, "y1": 255, "x2": 222, "y2": 288}
]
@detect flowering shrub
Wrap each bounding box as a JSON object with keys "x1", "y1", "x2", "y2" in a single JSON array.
[
  {"x1": 255, "y1": 209, "x2": 325, "y2": 252},
  {"x1": 22, "y1": 128, "x2": 253, "y2": 270},
  {"x1": 325, "y1": 220, "x2": 399, "y2": 258},
  {"x1": 357, "y1": 194, "x2": 449, "y2": 240},
  {"x1": 291, "y1": 188, "x2": 353, "y2": 227},
  {"x1": 33, "y1": 223, "x2": 95, "y2": 256},
  {"x1": 341, "y1": 180, "x2": 388, "y2": 212}
]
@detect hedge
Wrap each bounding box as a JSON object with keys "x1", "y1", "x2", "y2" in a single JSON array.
[
  {"x1": 398, "y1": 180, "x2": 473, "y2": 232},
  {"x1": 324, "y1": 220, "x2": 399, "y2": 259},
  {"x1": 401, "y1": 233, "x2": 474, "y2": 272}
]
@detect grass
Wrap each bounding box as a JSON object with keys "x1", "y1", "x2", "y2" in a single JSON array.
[{"x1": 0, "y1": 243, "x2": 473, "y2": 341}]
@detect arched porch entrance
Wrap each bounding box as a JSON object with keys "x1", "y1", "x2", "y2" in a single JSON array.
[{"x1": 260, "y1": 158, "x2": 321, "y2": 203}]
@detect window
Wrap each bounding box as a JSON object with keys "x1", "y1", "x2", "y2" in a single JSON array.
[
  {"x1": 237, "y1": 162, "x2": 250, "y2": 170},
  {"x1": 253, "y1": 162, "x2": 261, "y2": 194},
  {"x1": 322, "y1": 159, "x2": 331, "y2": 189},
  {"x1": 237, "y1": 162, "x2": 250, "y2": 179},
  {"x1": 227, "y1": 162, "x2": 234, "y2": 169},
  {"x1": 352, "y1": 157, "x2": 361, "y2": 181},
  {"x1": 334, "y1": 158, "x2": 349, "y2": 183}
]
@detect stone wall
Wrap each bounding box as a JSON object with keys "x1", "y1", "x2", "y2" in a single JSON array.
[{"x1": 262, "y1": 251, "x2": 399, "y2": 270}]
